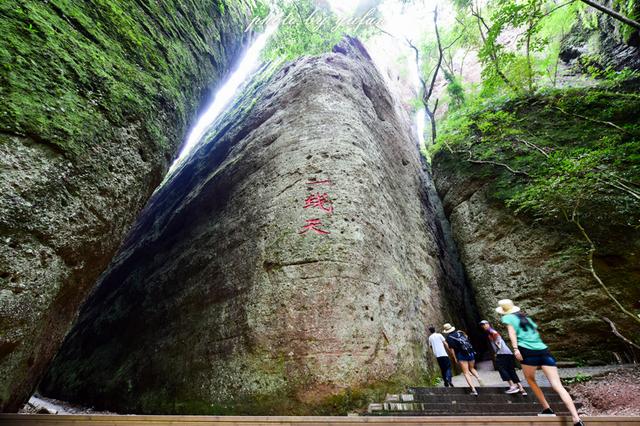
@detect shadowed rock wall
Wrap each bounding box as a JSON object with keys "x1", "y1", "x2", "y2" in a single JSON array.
[
  {"x1": 40, "y1": 38, "x2": 467, "y2": 414},
  {"x1": 560, "y1": 1, "x2": 640, "y2": 71},
  {"x1": 0, "y1": 0, "x2": 253, "y2": 412}
]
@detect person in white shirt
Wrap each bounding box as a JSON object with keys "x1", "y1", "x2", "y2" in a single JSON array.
[{"x1": 428, "y1": 326, "x2": 454, "y2": 387}]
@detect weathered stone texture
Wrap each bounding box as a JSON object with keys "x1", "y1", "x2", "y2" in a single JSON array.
[
  {"x1": 0, "y1": 0, "x2": 252, "y2": 412},
  {"x1": 432, "y1": 152, "x2": 640, "y2": 362},
  {"x1": 41, "y1": 38, "x2": 462, "y2": 414},
  {"x1": 560, "y1": 2, "x2": 640, "y2": 71}
]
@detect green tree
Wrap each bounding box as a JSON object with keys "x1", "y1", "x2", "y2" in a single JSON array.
[{"x1": 257, "y1": 0, "x2": 377, "y2": 62}]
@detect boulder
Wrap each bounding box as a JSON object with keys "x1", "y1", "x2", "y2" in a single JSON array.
[{"x1": 40, "y1": 37, "x2": 470, "y2": 414}]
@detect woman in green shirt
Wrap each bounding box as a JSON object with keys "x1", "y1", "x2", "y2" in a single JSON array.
[{"x1": 496, "y1": 299, "x2": 584, "y2": 426}]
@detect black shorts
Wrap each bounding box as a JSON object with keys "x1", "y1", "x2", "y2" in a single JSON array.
[
  {"x1": 495, "y1": 354, "x2": 520, "y2": 383},
  {"x1": 519, "y1": 347, "x2": 557, "y2": 367}
]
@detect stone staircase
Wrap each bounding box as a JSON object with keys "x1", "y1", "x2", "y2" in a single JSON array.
[{"x1": 368, "y1": 386, "x2": 582, "y2": 416}]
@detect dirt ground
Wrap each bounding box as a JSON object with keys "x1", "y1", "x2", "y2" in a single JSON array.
[{"x1": 571, "y1": 366, "x2": 640, "y2": 416}]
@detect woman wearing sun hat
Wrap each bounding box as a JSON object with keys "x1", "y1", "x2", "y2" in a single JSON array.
[
  {"x1": 496, "y1": 299, "x2": 584, "y2": 426},
  {"x1": 443, "y1": 323, "x2": 482, "y2": 395}
]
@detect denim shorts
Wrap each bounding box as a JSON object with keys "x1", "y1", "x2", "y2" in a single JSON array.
[
  {"x1": 456, "y1": 352, "x2": 475, "y2": 362},
  {"x1": 519, "y1": 347, "x2": 557, "y2": 367}
]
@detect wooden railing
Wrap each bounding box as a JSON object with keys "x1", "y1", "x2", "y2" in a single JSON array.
[{"x1": 1, "y1": 415, "x2": 639, "y2": 426}]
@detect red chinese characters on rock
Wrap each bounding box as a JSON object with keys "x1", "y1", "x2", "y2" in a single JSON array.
[
  {"x1": 299, "y1": 218, "x2": 330, "y2": 235},
  {"x1": 299, "y1": 179, "x2": 333, "y2": 235},
  {"x1": 303, "y1": 192, "x2": 333, "y2": 214}
]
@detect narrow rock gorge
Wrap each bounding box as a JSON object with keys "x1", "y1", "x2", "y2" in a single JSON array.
[
  {"x1": 40, "y1": 38, "x2": 473, "y2": 415},
  {"x1": 4, "y1": 0, "x2": 639, "y2": 418},
  {"x1": 0, "y1": 0, "x2": 253, "y2": 412}
]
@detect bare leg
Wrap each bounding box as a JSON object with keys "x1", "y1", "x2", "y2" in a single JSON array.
[
  {"x1": 459, "y1": 360, "x2": 476, "y2": 392},
  {"x1": 522, "y1": 365, "x2": 550, "y2": 410},
  {"x1": 542, "y1": 365, "x2": 581, "y2": 423},
  {"x1": 469, "y1": 359, "x2": 481, "y2": 381}
]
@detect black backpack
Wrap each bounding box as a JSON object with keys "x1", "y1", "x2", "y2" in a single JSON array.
[{"x1": 448, "y1": 331, "x2": 474, "y2": 355}]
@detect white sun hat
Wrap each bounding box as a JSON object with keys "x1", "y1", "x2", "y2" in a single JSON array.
[
  {"x1": 442, "y1": 323, "x2": 456, "y2": 334},
  {"x1": 495, "y1": 299, "x2": 521, "y2": 315}
]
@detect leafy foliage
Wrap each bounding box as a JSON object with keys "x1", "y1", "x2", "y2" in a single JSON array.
[
  {"x1": 432, "y1": 0, "x2": 640, "y2": 236},
  {"x1": 435, "y1": 88, "x2": 640, "y2": 233},
  {"x1": 562, "y1": 372, "x2": 593, "y2": 384},
  {"x1": 453, "y1": 0, "x2": 583, "y2": 96},
  {"x1": 445, "y1": 70, "x2": 466, "y2": 109},
  {"x1": 255, "y1": 0, "x2": 377, "y2": 62}
]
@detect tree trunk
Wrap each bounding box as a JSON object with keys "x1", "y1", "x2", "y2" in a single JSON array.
[{"x1": 426, "y1": 106, "x2": 437, "y2": 144}]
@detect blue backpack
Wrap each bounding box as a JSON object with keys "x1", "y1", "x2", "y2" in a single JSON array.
[{"x1": 448, "y1": 331, "x2": 474, "y2": 355}]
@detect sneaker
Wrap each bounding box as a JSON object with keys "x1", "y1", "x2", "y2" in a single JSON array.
[
  {"x1": 538, "y1": 408, "x2": 556, "y2": 416},
  {"x1": 520, "y1": 390, "x2": 528, "y2": 396},
  {"x1": 449, "y1": 382, "x2": 455, "y2": 387},
  {"x1": 505, "y1": 386, "x2": 520, "y2": 394},
  {"x1": 574, "y1": 421, "x2": 585, "y2": 426},
  {"x1": 469, "y1": 390, "x2": 478, "y2": 396}
]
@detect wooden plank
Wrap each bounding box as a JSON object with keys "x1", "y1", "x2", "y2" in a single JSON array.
[{"x1": 1, "y1": 415, "x2": 639, "y2": 426}]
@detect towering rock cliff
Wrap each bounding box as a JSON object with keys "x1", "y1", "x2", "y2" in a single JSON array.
[
  {"x1": 432, "y1": 88, "x2": 640, "y2": 362},
  {"x1": 41, "y1": 38, "x2": 469, "y2": 414},
  {"x1": 0, "y1": 0, "x2": 253, "y2": 412}
]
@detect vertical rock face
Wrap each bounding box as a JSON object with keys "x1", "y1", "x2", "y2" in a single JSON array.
[
  {"x1": 41, "y1": 38, "x2": 464, "y2": 414},
  {"x1": 560, "y1": 2, "x2": 640, "y2": 71},
  {"x1": 0, "y1": 0, "x2": 253, "y2": 412},
  {"x1": 432, "y1": 152, "x2": 640, "y2": 362}
]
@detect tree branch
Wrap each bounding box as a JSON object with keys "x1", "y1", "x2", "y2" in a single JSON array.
[
  {"x1": 602, "y1": 317, "x2": 640, "y2": 350},
  {"x1": 456, "y1": 150, "x2": 532, "y2": 177},
  {"x1": 444, "y1": 32, "x2": 464, "y2": 51},
  {"x1": 596, "y1": 176, "x2": 640, "y2": 201},
  {"x1": 470, "y1": 3, "x2": 519, "y2": 92},
  {"x1": 293, "y1": 3, "x2": 315, "y2": 35},
  {"x1": 514, "y1": 137, "x2": 550, "y2": 158},
  {"x1": 425, "y1": 7, "x2": 444, "y2": 103},
  {"x1": 571, "y1": 216, "x2": 640, "y2": 325},
  {"x1": 406, "y1": 39, "x2": 429, "y2": 102},
  {"x1": 374, "y1": 24, "x2": 396, "y2": 39},
  {"x1": 406, "y1": 7, "x2": 445, "y2": 146},
  {"x1": 553, "y1": 106, "x2": 629, "y2": 133}
]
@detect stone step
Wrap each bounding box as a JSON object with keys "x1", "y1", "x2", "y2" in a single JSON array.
[
  {"x1": 369, "y1": 412, "x2": 574, "y2": 417},
  {"x1": 408, "y1": 386, "x2": 560, "y2": 395},
  {"x1": 377, "y1": 402, "x2": 582, "y2": 411},
  {"x1": 404, "y1": 393, "x2": 564, "y2": 404},
  {"x1": 370, "y1": 402, "x2": 578, "y2": 415}
]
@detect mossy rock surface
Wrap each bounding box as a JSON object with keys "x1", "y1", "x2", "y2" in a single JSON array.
[
  {"x1": 559, "y1": 1, "x2": 640, "y2": 72},
  {"x1": 0, "y1": 0, "x2": 253, "y2": 412}
]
